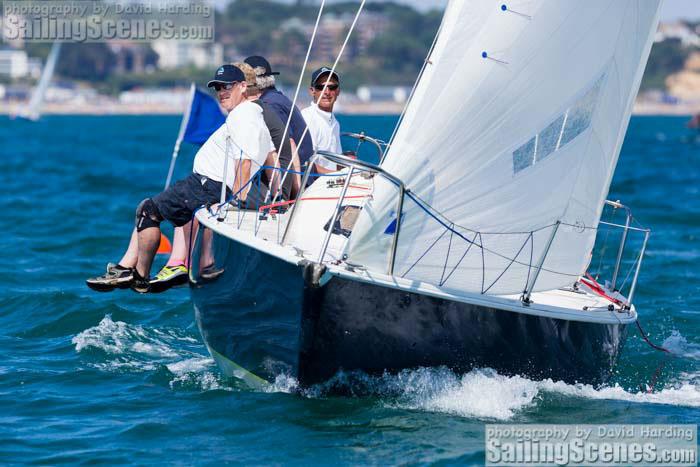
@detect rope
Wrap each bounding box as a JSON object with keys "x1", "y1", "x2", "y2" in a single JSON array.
[
  {"x1": 271, "y1": 0, "x2": 367, "y2": 206},
  {"x1": 257, "y1": 194, "x2": 369, "y2": 213},
  {"x1": 635, "y1": 320, "x2": 670, "y2": 354}
]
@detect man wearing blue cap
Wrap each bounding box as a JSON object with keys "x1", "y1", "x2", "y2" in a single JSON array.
[
  {"x1": 86, "y1": 64, "x2": 275, "y2": 293},
  {"x1": 301, "y1": 67, "x2": 343, "y2": 174}
]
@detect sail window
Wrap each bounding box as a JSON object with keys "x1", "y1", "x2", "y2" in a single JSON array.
[
  {"x1": 513, "y1": 137, "x2": 537, "y2": 173},
  {"x1": 513, "y1": 77, "x2": 604, "y2": 174}
]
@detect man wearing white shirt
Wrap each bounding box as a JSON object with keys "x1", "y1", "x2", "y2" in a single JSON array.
[
  {"x1": 87, "y1": 64, "x2": 274, "y2": 293},
  {"x1": 301, "y1": 67, "x2": 343, "y2": 174}
]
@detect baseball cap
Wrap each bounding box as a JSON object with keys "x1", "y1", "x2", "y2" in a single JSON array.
[
  {"x1": 310, "y1": 67, "x2": 340, "y2": 86},
  {"x1": 244, "y1": 55, "x2": 280, "y2": 76},
  {"x1": 207, "y1": 64, "x2": 245, "y2": 88}
]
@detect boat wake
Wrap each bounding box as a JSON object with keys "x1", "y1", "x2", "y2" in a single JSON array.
[
  {"x1": 72, "y1": 315, "x2": 227, "y2": 391},
  {"x1": 268, "y1": 367, "x2": 700, "y2": 421}
]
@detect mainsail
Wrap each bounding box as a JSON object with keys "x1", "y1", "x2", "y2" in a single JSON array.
[
  {"x1": 22, "y1": 42, "x2": 61, "y2": 121},
  {"x1": 346, "y1": 0, "x2": 661, "y2": 295}
]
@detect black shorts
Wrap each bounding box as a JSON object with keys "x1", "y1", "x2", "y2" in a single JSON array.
[{"x1": 152, "y1": 173, "x2": 227, "y2": 227}]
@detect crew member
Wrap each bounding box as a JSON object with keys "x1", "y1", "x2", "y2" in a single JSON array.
[
  {"x1": 301, "y1": 67, "x2": 343, "y2": 174},
  {"x1": 86, "y1": 65, "x2": 275, "y2": 293}
]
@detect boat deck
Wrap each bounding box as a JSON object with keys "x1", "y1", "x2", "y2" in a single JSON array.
[{"x1": 196, "y1": 198, "x2": 636, "y2": 326}]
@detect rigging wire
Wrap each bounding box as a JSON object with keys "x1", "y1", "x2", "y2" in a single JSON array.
[
  {"x1": 271, "y1": 0, "x2": 367, "y2": 207},
  {"x1": 384, "y1": 5, "x2": 446, "y2": 159},
  {"x1": 266, "y1": 0, "x2": 327, "y2": 203}
]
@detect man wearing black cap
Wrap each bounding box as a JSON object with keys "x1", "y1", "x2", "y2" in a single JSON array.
[
  {"x1": 244, "y1": 55, "x2": 314, "y2": 169},
  {"x1": 301, "y1": 67, "x2": 343, "y2": 174},
  {"x1": 86, "y1": 64, "x2": 274, "y2": 293}
]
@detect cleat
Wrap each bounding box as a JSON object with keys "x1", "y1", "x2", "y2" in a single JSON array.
[
  {"x1": 149, "y1": 264, "x2": 189, "y2": 294},
  {"x1": 86, "y1": 263, "x2": 133, "y2": 292}
]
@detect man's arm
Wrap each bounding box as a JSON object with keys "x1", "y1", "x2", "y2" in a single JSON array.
[
  {"x1": 289, "y1": 139, "x2": 302, "y2": 199},
  {"x1": 233, "y1": 159, "x2": 252, "y2": 201},
  {"x1": 263, "y1": 150, "x2": 280, "y2": 198}
]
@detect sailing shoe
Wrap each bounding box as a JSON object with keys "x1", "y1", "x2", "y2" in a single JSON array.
[
  {"x1": 149, "y1": 264, "x2": 189, "y2": 294},
  {"x1": 86, "y1": 263, "x2": 133, "y2": 292},
  {"x1": 130, "y1": 270, "x2": 151, "y2": 294},
  {"x1": 200, "y1": 264, "x2": 225, "y2": 282}
]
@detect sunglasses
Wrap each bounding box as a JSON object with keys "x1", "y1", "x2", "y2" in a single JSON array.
[
  {"x1": 213, "y1": 82, "x2": 238, "y2": 91},
  {"x1": 314, "y1": 84, "x2": 339, "y2": 91}
]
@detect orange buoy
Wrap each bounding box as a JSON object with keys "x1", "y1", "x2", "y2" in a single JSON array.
[{"x1": 157, "y1": 233, "x2": 172, "y2": 255}]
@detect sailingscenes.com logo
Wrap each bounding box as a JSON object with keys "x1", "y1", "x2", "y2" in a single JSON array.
[
  {"x1": 485, "y1": 424, "x2": 696, "y2": 466},
  {"x1": 2, "y1": 1, "x2": 214, "y2": 42}
]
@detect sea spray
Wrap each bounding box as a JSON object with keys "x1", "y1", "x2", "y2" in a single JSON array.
[{"x1": 663, "y1": 330, "x2": 700, "y2": 360}]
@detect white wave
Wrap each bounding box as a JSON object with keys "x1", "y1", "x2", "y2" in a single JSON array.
[
  {"x1": 73, "y1": 315, "x2": 224, "y2": 392},
  {"x1": 167, "y1": 357, "x2": 226, "y2": 391},
  {"x1": 254, "y1": 366, "x2": 700, "y2": 421},
  {"x1": 539, "y1": 379, "x2": 700, "y2": 408},
  {"x1": 390, "y1": 368, "x2": 539, "y2": 420},
  {"x1": 319, "y1": 367, "x2": 700, "y2": 421},
  {"x1": 73, "y1": 315, "x2": 177, "y2": 358},
  {"x1": 266, "y1": 373, "x2": 300, "y2": 394},
  {"x1": 662, "y1": 330, "x2": 700, "y2": 360}
]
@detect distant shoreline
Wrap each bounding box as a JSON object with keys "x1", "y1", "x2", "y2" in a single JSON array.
[{"x1": 1, "y1": 101, "x2": 699, "y2": 117}]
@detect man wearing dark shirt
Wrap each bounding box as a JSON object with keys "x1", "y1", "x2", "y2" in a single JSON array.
[
  {"x1": 244, "y1": 56, "x2": 314, "y2": 167},
  {"x1": 234, "y1": 62, "x2": 296, "y2": 203}
]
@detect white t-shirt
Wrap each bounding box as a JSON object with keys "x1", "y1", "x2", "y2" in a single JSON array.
[
  {"x1": 193, "y1": 100, "x2": 274, "y2": 189},
  {"x1": 301, "y1": 103, "x2": 342, "y2": 171}
]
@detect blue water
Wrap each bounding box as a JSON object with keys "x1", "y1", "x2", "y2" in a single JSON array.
[{"x1": 0, "y1": 114, "x2": 698, "y2": 464}]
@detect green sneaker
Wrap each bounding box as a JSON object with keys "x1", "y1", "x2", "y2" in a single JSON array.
[
  {"x1": 86, "y1": 263, "x2": 133, "y2": 292},
  {"x1": 149, "y1": 264, "x2": 189, "y2": 293}
]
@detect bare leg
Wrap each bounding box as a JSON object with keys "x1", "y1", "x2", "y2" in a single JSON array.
[
  {"x1": 135, "y1": 227, "x2": 161, "y2": 278},
  {"x1": 199, "y1": 227, "x2": 214, "y2": 272},
  {"x1": 165, "y1": 226, "x2": 187, "y2": 267},
  {"x1": 165, "y1": 219, "x2": 198, "y2": 268},
  {"x1": 118, "y1": 227, "x2": 139, "y2": 268}
]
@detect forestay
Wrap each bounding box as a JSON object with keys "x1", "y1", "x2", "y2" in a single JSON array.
[{"x1": 346, "y1": 0, "x2": 661, "y2": 295}]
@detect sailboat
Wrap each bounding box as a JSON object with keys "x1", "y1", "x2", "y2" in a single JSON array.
[
  {"x1": 18, "y1": 42, "x2": 61, "y2": 121},
  {"x1": 189, "y1": 0, "x2": 661, "y2": 388}
]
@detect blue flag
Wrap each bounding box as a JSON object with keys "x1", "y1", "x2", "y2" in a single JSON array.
[
  {"x1": 164, "y1": 85, "x2": 227, "y2": 189},
  {"x1": 181, "y1": 87, "x2": 226, "y2": 145}
]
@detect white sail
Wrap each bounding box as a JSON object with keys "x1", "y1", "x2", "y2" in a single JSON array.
[
  {"x1": 346, "y1": 0, "x2": 661, "y2": 295},
  {"x1": 22, "y1": 42, "x2": 61, "y2": 121}
]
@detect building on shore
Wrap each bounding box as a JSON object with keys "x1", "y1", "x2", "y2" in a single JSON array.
[
  {"x1": 0, "y1": 48, "x2": 41, "y2": 79},
  {"x1": 151, "y1": 41, "x2": 224, "y2": 70}
]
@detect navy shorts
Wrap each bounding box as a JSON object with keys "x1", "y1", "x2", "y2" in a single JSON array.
[{"x1": 152, "y1": 173, "x2": 227, "y2": 227}]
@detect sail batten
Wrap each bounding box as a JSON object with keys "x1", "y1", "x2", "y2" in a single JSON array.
[{"x1": 347, "y1": 0, "x2": 661, "y2": 295}]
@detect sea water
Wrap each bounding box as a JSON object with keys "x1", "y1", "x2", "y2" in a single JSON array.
[{"x1": 0, "y1": 115, "x2": 698, "y2": 464}]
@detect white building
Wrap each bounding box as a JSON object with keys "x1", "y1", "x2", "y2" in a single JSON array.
[
  {"x1": 151, "y1": 41, "x2": 224, "y2": 70},
  {"x1": 119, "y1": 88, "x2": 191, "y2": 107},
  {"x1": 0, "y1": 49, "x2": 29, "y2": 78}
]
